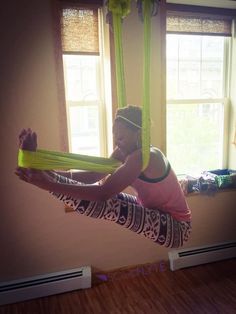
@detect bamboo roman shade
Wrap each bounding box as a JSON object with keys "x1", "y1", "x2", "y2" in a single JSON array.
[
  {"x1": 167, "y1": 12, "x2": 233, "y2": 37},
  {"x1": 61, "y1": 7, "x2": 99, "y2": 54}
]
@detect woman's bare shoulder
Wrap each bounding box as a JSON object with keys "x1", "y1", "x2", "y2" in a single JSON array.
[
  {"x1": 143, "y1": 147, "x2": 168, "y2": 178},
  {"x1": 150, "y1": 147, "x2": 167, "y2": 161}
]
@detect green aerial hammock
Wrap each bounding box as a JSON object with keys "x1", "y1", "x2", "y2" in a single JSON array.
[
  {"x1": 18, "y1": 149, "x2": 121, "y2": 173},
  {"x1": 18, "y1": 0, "x2": 155, "y2": 173}
]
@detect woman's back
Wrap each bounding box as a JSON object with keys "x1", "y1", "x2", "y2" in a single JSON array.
[{"x1": 132, "y1": 148, "x2": 191, "y2": 222}]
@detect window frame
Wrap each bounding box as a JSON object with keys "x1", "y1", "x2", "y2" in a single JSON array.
[
  {"x1": 166, "y1": 32, "x2": 232, "y2": 174},
  {"x1": 59, "y1": 5, "x2": 110, "y2": 157}
]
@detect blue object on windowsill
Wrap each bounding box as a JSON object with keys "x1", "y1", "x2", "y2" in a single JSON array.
[
  {"x1": 179, "y1": 169, "x2": 236, "y2": 195},
  {"x1": 208, "y1": 169, "x2": 236, "y2": 189},
  {"x1": 208, "y1": 169, "x2": 236, "y2": 176}
]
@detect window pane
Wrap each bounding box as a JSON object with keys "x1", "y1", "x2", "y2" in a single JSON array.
[
  {"x1": 166, "y1": 35, "x2": 225, "y2": 100},
  {"x1": 179, "y1": 35, "x2": 201, "y2": 61},
  {"x1": 69, "y1": 106, "x2": 100, "y2": 156},
  {"x1": 167, "y1": 102, "x2": 224, "y2": 175},
  {"x1": 166, "y1": 34, "x2": 178, "y2": 60},
  {"x1": 63, "y1": 54, "x2": 102, "y2": 156},
  {"x1": 166, "y1": 60, "x2": 178, "y2": 99},
  {"x1": 201, "y1": 61, "x2": 223, "y2": 98},
  {"x1": 166, "y1": 34, "x2": 227, "y2": 175},
  {"x1": 202, "y1": 36, "x2": 224, "y2": 61},
  {"x1": 63, "y1": 55, "x2": 99, "y2": 101},
  {"x1": 179, "y1": 60, "x2": 201, "y2": 99}
]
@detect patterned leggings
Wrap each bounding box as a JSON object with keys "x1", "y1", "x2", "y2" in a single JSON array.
[{"x1": 51, "y1": 174, "x2": 191, "y2": 248}]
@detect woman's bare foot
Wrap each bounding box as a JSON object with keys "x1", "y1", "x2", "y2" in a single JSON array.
[{"x1": 19, "y1": 128, "x2": 37, "y2": 151}]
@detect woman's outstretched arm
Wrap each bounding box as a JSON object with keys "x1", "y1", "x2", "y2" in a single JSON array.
[{"x1": 16, "y1": 148, "x2": 142, "y2": 201}]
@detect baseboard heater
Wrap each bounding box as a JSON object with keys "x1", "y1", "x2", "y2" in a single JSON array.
[
  {"x1": 0, "y1": 266, "x2": 91, "y2": 306},
  {"x1": 168, "y1": 241, "x2": 236, "y2": 271}
]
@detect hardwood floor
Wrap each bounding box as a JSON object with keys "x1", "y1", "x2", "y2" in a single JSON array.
[{"x1": 1, "y1": 259, "x2": 236, "y2": 314}]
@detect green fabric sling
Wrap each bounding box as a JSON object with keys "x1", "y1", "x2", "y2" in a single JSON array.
[
  {"x1": 18, "y1": 149, "x2": 121, "y2": 173},
  {"x1": 142, "y1": 0, "x2": 151, "y2": 170},
  {"x1": 18, "y1": 0, "x2": 153, "y2": 172}
]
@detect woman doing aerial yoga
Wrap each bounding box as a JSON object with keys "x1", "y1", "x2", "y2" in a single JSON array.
[
  {"x1": 15, "y1": 105, "x2": 191, "y2": 248},
  {"x1": 15, "y1": 1, "x2": 191, "y2": 248}
]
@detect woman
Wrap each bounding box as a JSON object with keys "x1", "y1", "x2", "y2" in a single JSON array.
[{"x1": 16, "y1": 105, "x2": 191, "y2": 248}]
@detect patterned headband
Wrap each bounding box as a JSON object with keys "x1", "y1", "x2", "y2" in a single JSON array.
[{"x1": 115, "y1": 115, "x2": 142, "y2": 129}]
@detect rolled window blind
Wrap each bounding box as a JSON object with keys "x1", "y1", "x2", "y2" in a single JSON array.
[
  {"x1": 61, "y1": 7, "x2": 99, "y2": 54},
  {"x1": 167, "y1": 12, "x2": 232, "y2": 37}
]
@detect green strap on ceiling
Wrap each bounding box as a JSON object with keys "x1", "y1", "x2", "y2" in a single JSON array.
[
  {"x1": 108, "y1": 0, "x2": 151, "y2": 170},
  {"x1": 112, "y1": 13, "x2": 126, "y2": 108},
  {"x1": 109, "y1": 0, "x2": 129, "y2": 109},
  {"x1": 18, "y1": 0, "x2": 153, "y2": 172}
]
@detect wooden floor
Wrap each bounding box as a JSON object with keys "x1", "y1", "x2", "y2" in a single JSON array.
[{"x1": 1, "y1": 259, "x2": 236, "y2": 314}]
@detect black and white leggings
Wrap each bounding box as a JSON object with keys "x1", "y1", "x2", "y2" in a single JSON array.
[{"x1": 51, "y1": 174, "x2": 192, "y2": 248}]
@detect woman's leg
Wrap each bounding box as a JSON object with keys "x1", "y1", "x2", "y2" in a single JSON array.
[{"x1": 51, "y1": 176, "x2": 191, "y2": 248}]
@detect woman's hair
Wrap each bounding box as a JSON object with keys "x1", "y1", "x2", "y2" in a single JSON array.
[{"x1": 115, "y1": 105, "x2": 142, "y2": 131}]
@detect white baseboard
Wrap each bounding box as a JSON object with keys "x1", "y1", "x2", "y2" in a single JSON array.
[{"x1": 0, "y1": 266, "x2": 91, "y2": 306}]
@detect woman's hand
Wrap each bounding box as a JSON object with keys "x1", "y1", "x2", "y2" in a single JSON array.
[{"x1": 15, "y1": 167, "x2": 55, "y2": 191}]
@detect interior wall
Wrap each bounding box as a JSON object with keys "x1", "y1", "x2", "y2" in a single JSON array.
[
  {"x1": 0, "y1": 0, "x2": 235, "y2": 283},
  {"x1": 186, "y1": 191, "x2": 236, "y2": 245},
  {"x1": 0, "y1": 0, "x2": 65, "y2": 280}
]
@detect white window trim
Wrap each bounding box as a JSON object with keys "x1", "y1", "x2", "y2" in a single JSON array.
[
  {"x1": 97, "y1": 8, "x2": 108, "y2": 158},
  {"x1": 62, "y1": 8, "x2": 112, "y2": 158},
  {"x1": 166, "y1": 35, "x2": 231, "y2": 173}
]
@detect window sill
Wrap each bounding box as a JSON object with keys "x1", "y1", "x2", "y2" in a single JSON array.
[{"x1": 185, "y1": 187, "x2": 236, "y2": 198}]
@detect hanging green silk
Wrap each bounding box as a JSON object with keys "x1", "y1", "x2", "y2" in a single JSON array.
[
  {"x1": 141, "y1": 0, "x2": 151, "y2": 170},
  {"x1": 108, "y1": 0, "x2": 131, "y2": 108},
  {"x1": 18, "y1": 149, "x2": 121, "y2": 173},
  {"x1": 18, "y1": 0, "x2": 153, "y2": 172}
]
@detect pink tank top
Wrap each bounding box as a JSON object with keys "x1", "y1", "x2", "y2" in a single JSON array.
[{"x1": 131, "y1": 163, "x2": 191, "y2": 222}]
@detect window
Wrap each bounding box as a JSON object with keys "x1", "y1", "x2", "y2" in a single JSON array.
[
  {"x1": 166, "y1": 12, "x2": 232, "y2": 175},
  {"x1": 60, "y1": 5, "x2": 109, "y2": 157}
]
